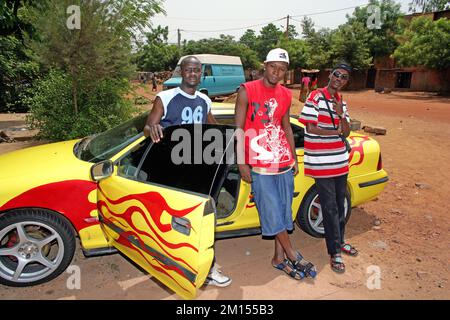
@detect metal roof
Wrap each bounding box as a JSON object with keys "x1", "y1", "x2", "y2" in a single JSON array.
[{"x1": 177, "y1": 54, "x2": 242, "y2": 65}]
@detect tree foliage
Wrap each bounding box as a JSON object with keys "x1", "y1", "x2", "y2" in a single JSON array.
[
  {"x1": 301, "y1": 17, "x2": 334, "y2": 69},
  {"x1": 0, "y1": 0, "x2": 41, "y2": 38},
  {"x1": 23, "y1": 0, "x2": 163, "y2": 140},
  {"x1": 0, "y1": 35, "x2": 39, "y2": 112},
  {"x1": 134, "y1": 26, "x2": 180, "y2": 72},
  {"x1": 346, "y1": 0, "x2": 402, "y2": 57},
  {"x1": 394, "y1": 16, "x2": 450, "y2": 69},
  {"x1": 25, "y1": 70, "x2": 135, "y2": 141},
  {"x1": 182, "y1": 35, "x2": 260, "y2": 69},
  {"x1": 330, "y1": 21, "x2": 373, "y2": 70},
  {"x1": 408, "y1": 0, "x2": 450, "y2": 13}
]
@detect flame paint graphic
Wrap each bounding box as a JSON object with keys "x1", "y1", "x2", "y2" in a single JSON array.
[
  {"x1": 0, "y1": 180, "x2": 97, "y2": 230},
  {"x1": 97, "y1": 187, "x2": 204, "y2": 291},
  {"x1": 246, "y1": 192, "x2": 256, "y2": 208},
  {"x1": 98, "y1": 200, "x2": 198, "y2": 273},
  {"x1": 348, "y1": 136, "x2": 370, "y2": 168},
  {"x1": 98, "y1": 186, "x2": 201, "y2": 238},
  {"x1": 102, "y1": 219, "x2": 192, "y2": 292}
]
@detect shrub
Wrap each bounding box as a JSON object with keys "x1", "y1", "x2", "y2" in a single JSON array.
[{"x1": 25, "y1": 69, "x2": 136, "y2": 141}]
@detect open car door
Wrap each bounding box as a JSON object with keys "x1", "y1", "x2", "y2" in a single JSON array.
[{"x1": 96, "y1": 124, "x2": 235, "y2": 299}]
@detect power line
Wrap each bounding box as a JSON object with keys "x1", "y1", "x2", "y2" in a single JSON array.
[
  {"x1": 171, "y1": 3, "x2": 372, "y2": 42},
  {"x1": 155, "y1": 15, "x2": 281, "y2": 22},
  {"x1": 182, "y1": 17, "x2": 285, "y2": 33},
  {"x1": 291, "y1": 3, "x2": 370, "y2": 18}
]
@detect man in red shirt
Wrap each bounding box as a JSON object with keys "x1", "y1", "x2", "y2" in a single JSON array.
[
  {"x1": 235, "y1": 48, "x2": 316, "y2": 280},
  {"x1": 298, "y1": 63, "x2": 358, "y2": 274}
]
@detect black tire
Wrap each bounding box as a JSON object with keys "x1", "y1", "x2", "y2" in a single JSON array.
[
  {"x1": 296, "y1": 186, "x2": 352, "y2": 238},
  {"x1": 0, "y1": 208, "x2": 76, "y2": 287}
]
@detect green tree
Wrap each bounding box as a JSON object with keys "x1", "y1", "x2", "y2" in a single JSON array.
[
  {"x1": 0, "y1": 0, "x2": 41, "y2": 112},
  {"x1": 239, "y1": 29, "x2": 259, "y2": 52},
  {"x1": 300, "y1": 17, "x2": 334, "y2": 69},
  {"x1": 0, "y1": 35, "x2": 39, "y2": 112},
  {"x1": 394, "y1": 16, "x2": 450, "y2": 69},
  {"x1": 330, "y1": 21, "x2": 372, "y2": 70},
  {"x1": 0, "y1": 0, "x2": 41, "y2": 38},
  {"x1": 279, "y1": 39, "x2": 308, "y2": 69},
  {"x1": 25, "y1": 0, "x2": 163, "y2": 140},
  {"x1": 300, "y1": 16, "x2": 316, "y2": 39},
  {"x1": 25, "y1": 70, "x2": 135, "y2": 140},
  {"x1": 135, "y1": 26, "x2": 180, "y2": 72},
  {"x1": 286, "y1": 24, "x2": 299, "y2": 40},
  {"x1": 346, "y1": 0, "x2": 402, "y2": 58},
  {"x1": 256, "y1": 23, "x2": 283, "y2": 60},
  {"x1": 408, "y1": 0, "x2": 450, "y2": 13},
  {"x1": 182, "y1": 35, "x2": 260, "y2": 69}
]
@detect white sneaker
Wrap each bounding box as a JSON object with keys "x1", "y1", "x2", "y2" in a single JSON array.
[{"x1": 206, "y1": 265, "x2": 232, "y2": 287}]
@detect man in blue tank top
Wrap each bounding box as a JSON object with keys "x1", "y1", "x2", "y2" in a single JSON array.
[{"x1": 143, "y1": 56, "x2": 231, "y2": 287}]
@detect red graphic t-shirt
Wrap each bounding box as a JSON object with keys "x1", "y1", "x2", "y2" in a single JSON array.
[{"x1": 242, "y1": 79, "x2": 294, "y2": 173}]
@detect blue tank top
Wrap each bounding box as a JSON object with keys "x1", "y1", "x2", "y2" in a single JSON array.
[{"x1": 158, "y1": 87, "x2": 211, "y2": 127}]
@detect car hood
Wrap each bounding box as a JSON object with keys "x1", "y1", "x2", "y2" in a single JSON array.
[{"x1": 0, "y1": 139, "x2": 95, "y2": 204}]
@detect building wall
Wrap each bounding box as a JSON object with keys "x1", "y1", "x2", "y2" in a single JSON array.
[
  {"x1": 375, "y1": 70, "x2": 397, "y2": 89},
  {"x1": 373, "y1": 68, "x2": 450, "y2": 92},
  {"x1": 410, "y1": 68, "x2": 450, "y2": 91},
  {"x1": 316, "y1": 69, "x2": 368, "y2": 90},
  {"x1": 346, "y1": 70, "x2": 368, "y2": 90}
]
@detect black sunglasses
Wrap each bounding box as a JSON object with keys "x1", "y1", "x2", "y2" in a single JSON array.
[{"x1": 332, "y1": 70, "x2": 350, "y2": 80}]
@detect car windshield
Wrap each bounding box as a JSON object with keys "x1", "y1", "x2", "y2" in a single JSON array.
[{"x1": 74, "y1": 111, "x2": 148, "y2": 163}]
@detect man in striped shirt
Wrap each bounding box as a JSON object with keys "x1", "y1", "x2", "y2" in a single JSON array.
[{"x1": 298, "y1": 63, "x2": 358, "y2": 274}]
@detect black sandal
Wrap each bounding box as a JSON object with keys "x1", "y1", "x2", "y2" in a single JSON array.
[
  {"x1": 273, "y1": 259, "x2": 305, "y2": 280},
  {"x1": 290, "y1": 251, "x2": 317, "y2": 278},
  {"x1": 330, "y1": 255, "x2": 345, "y2": 273}
]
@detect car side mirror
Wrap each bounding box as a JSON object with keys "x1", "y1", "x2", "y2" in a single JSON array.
[{"x1": 91, "y1": 160, "x2": 114, "y2": 181}]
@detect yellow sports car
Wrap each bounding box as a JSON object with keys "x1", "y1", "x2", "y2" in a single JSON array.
[{"x1": 0, "y1": 104, "x2": 388, "y2": 299}]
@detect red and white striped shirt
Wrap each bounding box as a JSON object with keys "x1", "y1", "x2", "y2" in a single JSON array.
[{"x1": 298, "y1": 87, "x2": 350, "y2": 178}]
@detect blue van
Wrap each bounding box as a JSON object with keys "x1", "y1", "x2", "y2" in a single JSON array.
[{"x1": 163, "y1": 54, "x2": 245, "y2": 97}]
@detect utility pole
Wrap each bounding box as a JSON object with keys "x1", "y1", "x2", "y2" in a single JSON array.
[
  {"x1": 285, "y1": 15, "x2": 290, "y2": 40},
  {"x1": 177, "y1": 29, "x2": 181, "y2": 48}
]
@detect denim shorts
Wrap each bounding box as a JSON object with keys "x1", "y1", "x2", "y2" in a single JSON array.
[{"x1": 251, "y1": 169, "x2": 294, "y2": 237}]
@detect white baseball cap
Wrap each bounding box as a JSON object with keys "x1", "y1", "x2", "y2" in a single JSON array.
[{"x1": 264, "y1": 48, "x2": 289, "y2": 64}]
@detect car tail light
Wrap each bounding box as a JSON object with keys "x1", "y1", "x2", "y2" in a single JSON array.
[{"x1": 377, "y1": 154, "x2": 383, "y2": 171}]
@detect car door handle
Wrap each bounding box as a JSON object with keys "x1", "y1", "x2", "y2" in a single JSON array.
[{"x1": 171, "y1": 216, "x2": 192, "y2": 236}]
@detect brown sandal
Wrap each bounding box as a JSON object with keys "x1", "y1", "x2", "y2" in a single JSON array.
[{"x1": 330, "y1": 255, "x2": 345, "y2": 273}]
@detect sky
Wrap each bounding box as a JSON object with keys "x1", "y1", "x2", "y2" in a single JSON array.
[{"x1": 150, "y1": 0, "x2": 413, "y2": 44}]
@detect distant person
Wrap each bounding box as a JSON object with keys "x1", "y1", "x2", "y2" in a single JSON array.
[
  {"x1": 151, "y1": 73, "x2": 157, "y2": 92},
  {"x1": 299, "y1": 74, "x2": 311, "y2": 102},
  {"x1": 235, "y1": 48, "x2": 317, "y2": 281},
  {"x1": 143, "y1": 56, "x2": 231, "y2": 287},
  {"x1": 298, "y1": 63, "x2": 358, "y2": 274},
  {"x1": 311, "y1": 74, "x2": 318, "y2": 90}
]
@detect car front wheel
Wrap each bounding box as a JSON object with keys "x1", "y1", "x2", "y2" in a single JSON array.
[
  {"x1": 0, "y1": 208, "x2": 76, "y2": 287},
  {"x1": 296, "y1": 186, "x2": 351, "y2": 238}
]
